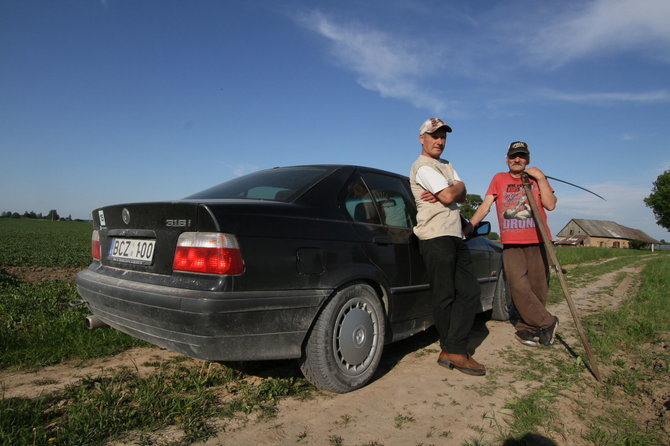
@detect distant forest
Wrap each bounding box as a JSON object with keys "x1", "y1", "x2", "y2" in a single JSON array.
[{"x1": 1, "y1": 210, "x2": 86, "y2": 222}]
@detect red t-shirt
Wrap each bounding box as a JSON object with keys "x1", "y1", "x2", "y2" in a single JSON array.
[{"x1": 486, "y1": 172, "x2": 552, "y2": 244}]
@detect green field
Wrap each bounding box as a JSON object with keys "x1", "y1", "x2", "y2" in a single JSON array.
[
  {"x1": 0, "y1": 218, "x2": 92, "y2": 267},
  {"x1": 0, "y1": 219, "x2": 145, "y2": 370}
]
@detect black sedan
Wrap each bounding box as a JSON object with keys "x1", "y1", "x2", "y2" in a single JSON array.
[{"x1": 76, "y1": 165, "x2": 510, "y2": 393}]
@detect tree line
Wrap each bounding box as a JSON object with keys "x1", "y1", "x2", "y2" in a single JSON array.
[{"x1": 0, "y1": 210, "x2": 78, "y2": 221}]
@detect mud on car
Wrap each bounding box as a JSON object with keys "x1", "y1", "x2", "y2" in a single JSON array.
[{"x1": 76, "y1": 165, "x2": 510, "y2": 393}]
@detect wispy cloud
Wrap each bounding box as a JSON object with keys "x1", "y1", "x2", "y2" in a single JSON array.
[
  {"x1": 539, "y1": 88, "x2": 670, "y2": 105},
  {"x1": 526, "y1": 0, "x2": 670, "y2": 67},
  {"x1": 296, "y1": 10, "x2": 450, "y2": 114}
]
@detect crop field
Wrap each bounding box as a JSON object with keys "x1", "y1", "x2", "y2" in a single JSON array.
[
  {"x1": 0, "y1": 219, "x2": 146, "y2": 370},
  {"x1": 0, "y1": 218, "x2": 92, "y2": 267},
  {"x1": 1, "y1": 218, "x2": 668, "y2": 445}
]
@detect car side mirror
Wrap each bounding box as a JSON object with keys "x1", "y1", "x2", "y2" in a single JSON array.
[{"x1": 474, "y1": 221, "x2": 491, "y2": 236}]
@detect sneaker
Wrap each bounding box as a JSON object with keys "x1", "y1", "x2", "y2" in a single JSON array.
[
  {"x1": 515, "y1": 330, "x2": 539, "y2": 347},
  {"x1": 539, "y1": 316, "x2": 559, "y2": 346}
]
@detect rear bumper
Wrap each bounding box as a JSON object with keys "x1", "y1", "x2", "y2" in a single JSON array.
[{"x1": 76, "y1": 267, "x2": 331, "y2": 361}]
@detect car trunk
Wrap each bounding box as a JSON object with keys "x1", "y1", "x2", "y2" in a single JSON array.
[{"x1": 94, "y1": 202, "x2": 219, "y2": 276}]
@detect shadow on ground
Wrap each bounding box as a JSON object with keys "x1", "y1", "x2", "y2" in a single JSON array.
[{"x1": 221, "y1": 311, "x2": 497, "y2": 388}]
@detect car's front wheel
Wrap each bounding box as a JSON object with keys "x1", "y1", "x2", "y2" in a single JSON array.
[{"x1": 299, "y1": 283, "x2": 385, "y2": 393}]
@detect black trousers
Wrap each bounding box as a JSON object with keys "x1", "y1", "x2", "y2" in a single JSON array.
[{"x1": 419, "y1": 236, "x2": 481, "y2": 355}]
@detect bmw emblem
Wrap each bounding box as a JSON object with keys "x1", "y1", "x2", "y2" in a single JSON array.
[{"x1": 122, "y1": 208, "x2": 130, "y2": 225}]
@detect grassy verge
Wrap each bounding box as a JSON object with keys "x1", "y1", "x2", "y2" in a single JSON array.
[
  {"x1": 548, "y1": 251, "x2": 669, "y2": 304},
  {"x1": 495, "y1": 255, "x2": 670, "y2": 445},
  {"x1": 0, "y1": 270, "x2": 146, "y2": 370},
  {"x1": 0, "y1": 358, "x2": 313, "y2": 445},
  {"x1": 555, "y1": 246, "x2": 653, "y2": 266}
]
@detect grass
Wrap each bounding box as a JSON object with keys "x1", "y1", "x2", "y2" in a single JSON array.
[
  {"x1": 554, "y1": 246, "x2": 652, "y2": 266},
  {"x1": 393, "y1": 412, "x2": 416, "y2": 429},
  {"x1": 0, "y1": 219, "x2": 317, "y2": 445},
  {"x1": 0, "y1": 269, "x2": 146, "y2": 370},
  {"x1": 496, "y1": 255, "x2": 670, "y2": 445},
  {"x1": 0, "y1": 359, "x2": 312, "y2": 445},
  {"x1": 547, "y1": 252, "x2": 668, "y2": 304},
  {"x1": 0, "y1": 218, "x2": 91, "y2": 267}
]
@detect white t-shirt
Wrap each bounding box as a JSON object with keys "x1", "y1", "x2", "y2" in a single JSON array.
[{"x1": 415, "y1": 165, "x2": 462, "y2": 194}]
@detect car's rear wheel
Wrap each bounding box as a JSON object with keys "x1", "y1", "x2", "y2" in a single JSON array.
[
  {"x1": 299, "y1": 283, "x2": 385, "y2": 393},
  {"x1": 491, "y1": 269, "x2": 513, "y2": 321}
]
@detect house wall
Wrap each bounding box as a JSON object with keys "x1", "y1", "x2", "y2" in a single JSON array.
[{"x1": 589, "y1": 237, "x2": 630, "y2": 249}]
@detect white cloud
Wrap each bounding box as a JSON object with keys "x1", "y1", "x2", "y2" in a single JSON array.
[
  {"x1": 297, "y1": 11, "x2": 451, "y2": 114},
  {"x1": 539, "y1": 88, "x2": 670, "y2": 105},
  {"x1": 526, "y1": 0, "x2": 670, "y2": 67}
]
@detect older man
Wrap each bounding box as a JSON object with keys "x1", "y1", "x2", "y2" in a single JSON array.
[
  {"x1": 409, "y1": 118, "x2": 486, "y2": 376},
  {"x1": 466, "y1": 141, "x2": 559, "y2": 347}
]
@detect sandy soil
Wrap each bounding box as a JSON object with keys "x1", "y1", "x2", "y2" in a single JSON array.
[
  {"x1": 2, "y1": 259, "x2": 668, "y2": 445},
  {"x1": 196, "y1": 262, "x2": 652, "y2": 446}
]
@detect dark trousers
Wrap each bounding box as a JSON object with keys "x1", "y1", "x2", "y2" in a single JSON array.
[
  {"x1": 419, "y1": 236, "x2": 481, "y2": 355},
  {"x1": 502, "y1": 244, "x2": 554, "y2": 332}
]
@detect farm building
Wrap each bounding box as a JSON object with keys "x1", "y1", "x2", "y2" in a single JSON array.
[{"x1": 554, "y1": 219, "x2": 659, "y2": 248}]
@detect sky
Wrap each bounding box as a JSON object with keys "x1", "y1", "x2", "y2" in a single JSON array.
[{"x1": 2, "y1": 0, "x2": 669, "y2": 241}]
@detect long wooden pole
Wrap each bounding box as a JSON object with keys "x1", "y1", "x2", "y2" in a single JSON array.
[{"x1": 521, "y1": 173, "x2": 602, "y2": 381}]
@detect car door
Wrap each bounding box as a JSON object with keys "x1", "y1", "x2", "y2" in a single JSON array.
[
  {"x1": 464, "y1": 235, "x2": 498, "y2": 300},
  {"x1": 343, "y1": 170, "x2": 431, "y2": 324}
]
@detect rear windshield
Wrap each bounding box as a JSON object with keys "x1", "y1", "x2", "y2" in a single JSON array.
[{"x1": 184, "y1": 166, "x2": 333, "y2": 201}]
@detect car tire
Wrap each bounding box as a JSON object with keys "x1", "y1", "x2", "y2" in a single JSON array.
[
  {"x1": 491, "y1": 270, "x2": 513, "y2": 321},
  {"x1": 299, "y1": 283, "x2": 385, "y2": 393}
]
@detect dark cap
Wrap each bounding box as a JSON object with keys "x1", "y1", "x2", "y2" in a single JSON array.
[
  {"x1": 507, "y1": 141, "x2": 530, "y2": 156},
  {"x1": 419, "y1": 118, "x2": 452, "y2": 135}
]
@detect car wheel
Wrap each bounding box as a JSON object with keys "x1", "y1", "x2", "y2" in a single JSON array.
[
  {"x1": 491, "y1": 270, "x2": 513, "y2": 321},
  {"x1": 299, "y1": 283, "x2": 385, "y2": 393}
]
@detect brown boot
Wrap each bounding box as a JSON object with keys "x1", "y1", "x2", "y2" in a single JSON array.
[{"x1": 437, "y1": 352, "x2": 486, "y2": 376}]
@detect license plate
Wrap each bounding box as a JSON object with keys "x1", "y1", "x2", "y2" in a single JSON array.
[{"x1": 108, "y1": 238, "x2": 156, "y2": 264}]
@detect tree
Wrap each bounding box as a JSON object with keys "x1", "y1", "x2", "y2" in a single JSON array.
[
  {"x1": 644, "y1": 170, "x2": 670, "y2": 231},
  {"x1": 630, "y1": 239, "x2": 646, "y2": 250},
  {"x1": 47, "y1": 209, "x2": 60, "y2": 221},
  {"x1": 459, "y1": 194, "x2": 483, "y2": 220}
]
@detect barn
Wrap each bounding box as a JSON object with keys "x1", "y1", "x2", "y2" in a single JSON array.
[{"x1": 554, "y1": 219, "x2": 659, "y2": 248}]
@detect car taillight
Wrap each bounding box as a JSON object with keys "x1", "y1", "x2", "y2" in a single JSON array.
[
  {"x1": 172, "y1": 232, "x2": 244, "y2": 275},
  {"x1": 91, "y1": 230, "x2": 101, "y2": 260}
]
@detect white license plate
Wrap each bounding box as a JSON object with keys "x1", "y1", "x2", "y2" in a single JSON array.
[{"x1": 108, "y1": 238, "x2": 156, "y2": 264}]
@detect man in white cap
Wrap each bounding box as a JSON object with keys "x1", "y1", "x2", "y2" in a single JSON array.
[
  {"x1": 465, "y1": 141, "x2": 559, "y2": 347},
  {"x1": 409, "y1": 118, "x2": 486, "y2": 376}
]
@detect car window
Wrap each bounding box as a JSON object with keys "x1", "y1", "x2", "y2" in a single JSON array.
[
  {"x1": 184, "y1": 167, "x2": 332, "y2": 201},
  {"x1": 341, "y1": 172, "x2": 415, "y2": 229},
  {"x1": 361, "y1": 173, "x2": 415, "y2": 229},
  {"x1": 343, "y1": 178, "x2": 383, "y2": 225}
]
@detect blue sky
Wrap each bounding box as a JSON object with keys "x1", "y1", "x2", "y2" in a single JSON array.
[{"x1": 2, "y1": 0, "x2": 669, "y2": 241}]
